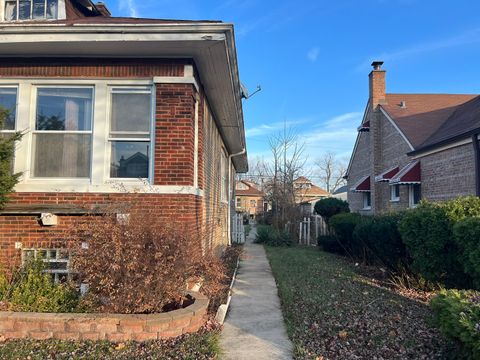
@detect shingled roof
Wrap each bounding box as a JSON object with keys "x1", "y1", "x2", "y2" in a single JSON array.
[{"x1": 381, "y1": 93, "x2": 479, "y2": 150}]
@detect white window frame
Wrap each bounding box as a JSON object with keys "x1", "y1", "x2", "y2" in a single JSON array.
[
  {"x1": 106, "y1": 86, "x2": 154, "y2": 182},
  {"x1": 363, "y1": 192, "x2": 371, "y2": 210},
  {"x1": 1, "y1": 77, "x2": 204, "y2": 195},
  {"x1": 29, "y1": 85, "x2": 94, "y2": 180},
  {"x1": 3, "y1": 0, "x2": 59, "y2": 21},
  {"x1": 0, "y1": 0, "x2": 66, "y2": 23},
  {"x1": 409, "y1": 184, "x2": 421, "y2": 208},
  {"x1": 22, "y1": 248, "x2": 70, "y2": 283},
  {"x1": 390, "y1": 184, "x2": 400, "y2": 202}
]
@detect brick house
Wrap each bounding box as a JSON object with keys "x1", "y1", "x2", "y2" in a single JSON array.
[
  {"x1": 294, "y1": 177, "x2": 330, "y2": 215},
  {"x1": 0, "y1": 0, "x2": 248, "y2": 276},
  {"x1": 346, "y1": 61, "x2": 480, "y2": 214},
  {"x1": 235, "y1": 180, "x2": 265, "y2": 220}
]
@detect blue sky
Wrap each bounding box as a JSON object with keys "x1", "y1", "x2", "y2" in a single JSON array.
[{"x1": 111, "y1": 0, "x2": 480, "y2": 171}]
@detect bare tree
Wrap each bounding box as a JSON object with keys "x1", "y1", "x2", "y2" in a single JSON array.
[
  {"x1": 315, "y1": 152, "x2": 347, "y2": 193},
  {"x1": 259, "y1": 127, "x2": 308, "y2": 229}
]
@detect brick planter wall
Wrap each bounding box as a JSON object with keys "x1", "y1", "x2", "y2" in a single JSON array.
[{"x1": 0, "y1": 293, "x2": 208, "y2": 342}]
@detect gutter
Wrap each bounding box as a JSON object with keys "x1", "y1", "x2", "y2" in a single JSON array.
[{"x1": 473, "y1": 133, "x2": 480, "y2": 197}]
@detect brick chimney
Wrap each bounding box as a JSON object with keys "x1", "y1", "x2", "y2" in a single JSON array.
[
  {"x1": 95, "y1": 2, "x2": 111, "y2": 17},
  {"x1": 369, "y1": 61, "x2": 386, "y2": 109}
]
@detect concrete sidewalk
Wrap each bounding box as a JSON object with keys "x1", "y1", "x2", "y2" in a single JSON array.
[{"x1": 220, "y1": 226, "x2": 293, "y2": 360}]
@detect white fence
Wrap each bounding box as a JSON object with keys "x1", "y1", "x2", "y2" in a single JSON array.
[
  {"x1": 298, "y1": 215, "x2": 329, "y2": 246},
  {"x1": 232, "y1": 213, "x2": 246, "y2": 244}
]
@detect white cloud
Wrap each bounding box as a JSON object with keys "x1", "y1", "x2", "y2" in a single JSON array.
[
  {"x1": 119, "y1": 0, "x2": 138, "y2": 17},
  {"x1": 307, "y1": 47, "x2": 320, "y2": 62}
]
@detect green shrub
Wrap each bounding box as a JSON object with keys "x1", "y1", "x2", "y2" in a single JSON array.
[
  {"x1": 314, "y1": 198, "x2": 350, "y2": 224},
  {"x1": 398, "y1": 203, "x2": 466, "y2": 287},
  {"x1": 330, "y1": 213, "x2": 364, "y2": 258},
  {"x1": 3, "y1": 260, "x2": 79, "y2": 313},
  {"x1": 317, "y1": 235, "x2": 344, "y2": 254},
  {"x1": 453, "y1": 217, "x2": 480, "y2": 288},
  {"x1": 255, "y1": 225, "x2": 293, "y2": 247},
  {"x1": 361, "y1": 213, "x2": 408, "y2": 271},
  {"x1": 431, "y1": 289, "x2": 480, "y2": 359},
  {"x1": 443, "y1": 196, "x2": 480, "y2": 222}
]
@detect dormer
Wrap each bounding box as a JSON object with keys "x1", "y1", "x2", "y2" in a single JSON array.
[
  {"x1": 1, "y1": 0, "x2": 110, "y2": 22},
  {"x1": 2, "y1": 0, "x2": 66, "y2": 21}
]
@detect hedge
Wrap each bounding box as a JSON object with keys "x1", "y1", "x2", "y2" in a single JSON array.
[
  {"x1": 453, "y1": 217, "x2": 480, "y2": 288},
  {"x1": 431, "y1": 289, "x2": 480, "y2": 359}
]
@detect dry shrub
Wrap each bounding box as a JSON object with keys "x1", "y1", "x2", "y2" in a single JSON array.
[{"x1": 71, "y1": 206, "x2": 226, "y2": 314}]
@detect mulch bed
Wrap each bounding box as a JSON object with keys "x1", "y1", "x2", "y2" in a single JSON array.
[
  {"x1": 0, "y1": 326, "x2": 220, "y2": 360},
  {"x1": 265, "y1": 246, "x2": 454, "y2": 360}
]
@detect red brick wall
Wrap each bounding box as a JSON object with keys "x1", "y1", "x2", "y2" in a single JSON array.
[
  {"x1": 0, "y1": 58, "x2": 186, "y2": 78},
  {"x1": 0, "y1": 193, "x2": 203, "y2": 268},
  {"x1": 0, "y1": 292, "x2": 208, "y2": 342},
  {"x1": 154, "y1": 84, "x2": 196, "y2": 186}
]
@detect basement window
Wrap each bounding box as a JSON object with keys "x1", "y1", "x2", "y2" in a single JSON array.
[
  {"x1": 22, "y1": 248, "x2": 70, "y2": 283},
  {"x1": 4, "y1": 0, "x2": 58, "y2": 21}
]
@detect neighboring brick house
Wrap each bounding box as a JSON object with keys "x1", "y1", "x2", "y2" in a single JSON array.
[
  {"x1": 0, "y1": 0, "x2": 248, "y2": 274},
  {"x1": 235, "y1": 180, "x2": 265, "y2": 220},
  {"x1": 294, "y1": 177, "x2": 330, "y2": 215},
  {"x1": 346, "y1": 61, "x2": 480, "y2": 214}
]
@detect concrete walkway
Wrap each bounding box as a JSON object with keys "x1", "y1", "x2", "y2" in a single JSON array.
[{"x1": 220, "y1": 226, "x2": 293, "y2": 360}]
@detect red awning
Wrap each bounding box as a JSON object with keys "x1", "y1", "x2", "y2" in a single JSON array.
[
  {"x1": 390, "y1": 161, "x2": 421, "y2": 185},
  {"x1": 375, "y1": 166, "x2": 400, "y2": 182},
  {"x1": 357, "y1": 121, "x2": 370, "y2": 132},
  {"x1": 350, "y1": 176, "x2": 371, "y2": 192}
]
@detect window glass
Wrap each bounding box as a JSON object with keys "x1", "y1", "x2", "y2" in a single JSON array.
[
  {"x1": 391, "y1": 184, "x2": 400, "y2": 201},
  {"x1": 32, "y1": 0, "x2": 45, "y2": 18},
  {"x1": 110, "y1": 93, "x2": 151, "y2": 134},
  {"x1": 36, "y1": 88, "x2": 92, "y2": 131},
  {"x1": 33, "y1": 87, "x2": 93, "y2": 178},
  {"x1": 412, "y1": 184, "x2": 421, "y2": 205},
  {"x1": 110, "y1": 142, "x2": 149, "y2": 178},
  {"x1": 0, "y1": 88, "x2": 17, "y2": 131},
  {"x1": 46, "y1": 0, "x2": 57, "y2": 19},
  {"x1": 18, "y1": 0, "x2": 31, "y2": 19},
  {"x1": 250, "y1": 200, "x2": 256, "y2": 207},
  {"x1": 363, "y1": 192, "x2": 371, "y2": 209},
  {"x1": 109, "y1": 88, "x2": 152, "y2": 179},
  {"x1": 4, "y1": 1, "x2": 16, "y2": 20}
]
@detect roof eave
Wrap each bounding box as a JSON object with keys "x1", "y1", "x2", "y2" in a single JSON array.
[
  {"x1": 0, "y1": 22, "x2": 248, "y2": 172},
  {"x1": 408, "y1": 128, "x2": 480, "y2": 156}
]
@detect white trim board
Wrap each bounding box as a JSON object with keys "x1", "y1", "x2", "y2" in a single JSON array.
[{"x1": 14, "y1": 183, "x2": 204, "y2": 196}]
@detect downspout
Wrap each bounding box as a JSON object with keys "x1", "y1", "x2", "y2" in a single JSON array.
[
  {"x1": 473, "y1": 133, "x2": 480, "y2": 197},
  {"x1": 227, "y1": 148, "x2": 246, "y2": 245}
]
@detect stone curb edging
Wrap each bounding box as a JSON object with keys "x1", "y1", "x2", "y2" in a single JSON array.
[
  {"x1": 0, "y1": 292, "x2": 209, "y2": 342},
  {"x1": 215, "y1": 256, "x2": 240, "y2": 324}
]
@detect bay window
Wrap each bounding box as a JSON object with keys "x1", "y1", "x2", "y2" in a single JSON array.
[
  {"x1": 4, "y1": 0, "x2": 58, "y2": 21},
  {"x1": 108, "y1": 87, "x2": 152, "y2": 179},
  {"x1": 32, "y1": 87, "x2": 93, "y2": 178}
]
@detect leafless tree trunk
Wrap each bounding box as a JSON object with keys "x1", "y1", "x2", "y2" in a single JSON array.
[{"x1": 315, "y1": 152, "x2": 347, "y2": 193}]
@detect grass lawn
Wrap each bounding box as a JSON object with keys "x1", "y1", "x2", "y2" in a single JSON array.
[
  {"x1": 265, "y1": 246, "x2": 452, "y2": 360},
  {"x1": 0, "y1": 329, "x2": 220, "y2": 360}
]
